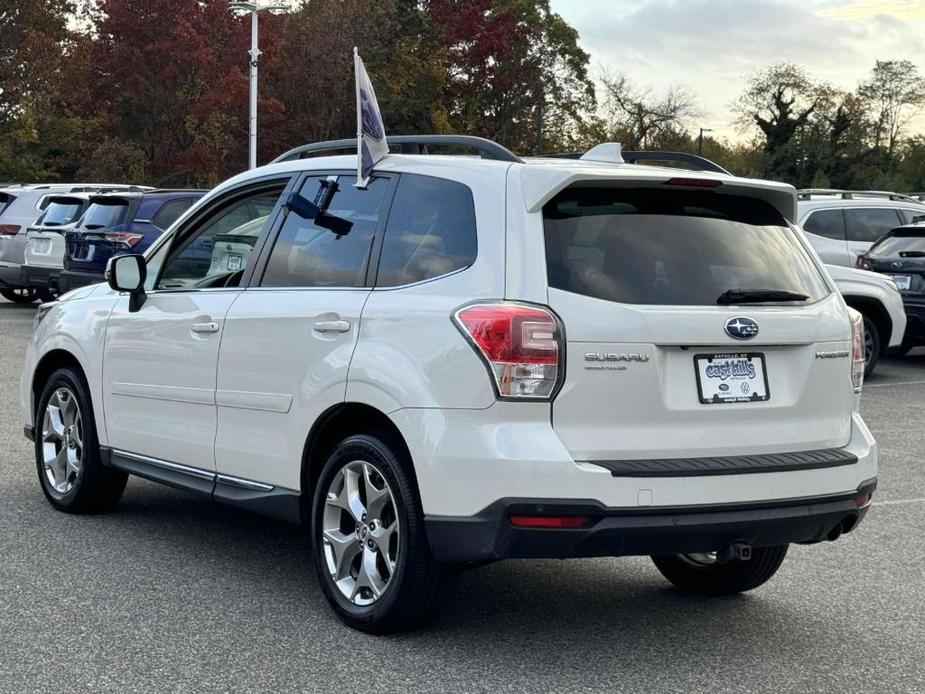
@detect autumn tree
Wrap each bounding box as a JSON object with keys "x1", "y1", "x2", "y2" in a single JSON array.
[
  {"x1": 426, "y1": 0, "x2": 595, "y2": 154},
  {"x1": 859, "y1": 59, "x2": 925, "y2": 160},
  {"x1": 598, "y1": 71, "x2": 698, "y2": 149}
]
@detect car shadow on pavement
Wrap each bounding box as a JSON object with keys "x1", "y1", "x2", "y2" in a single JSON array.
[{"x1": 93, "y1": 479, "x2": 831, "y2": 665}]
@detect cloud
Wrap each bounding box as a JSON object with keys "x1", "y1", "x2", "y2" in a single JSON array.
[{"x1": 552, "y1": 0, "x2": 925, "y2": 139}]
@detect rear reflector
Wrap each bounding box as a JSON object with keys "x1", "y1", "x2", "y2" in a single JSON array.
[
  {"x1": 453, "y1": 302, "x2": 562, "y2": 399},
  {"x1": 510, "y1": 515, "x2": 590, "y2": 529},
  {"x1": 853, "y1": 494, "x2": 872, "y2": 509},
  {"x1": 0, "y1": 224, "x2": 20, "y2": 236},
  {"x1": 663, "y1": 177, "x2": 723, "y2": 188}
]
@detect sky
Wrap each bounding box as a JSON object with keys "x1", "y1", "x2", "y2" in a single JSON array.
[{"x1": 550, "y1": 0, "x2": 925, "y2": 142}]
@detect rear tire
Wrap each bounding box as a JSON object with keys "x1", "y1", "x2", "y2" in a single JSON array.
[
  {"x1": 651, "y1": 545, "x2": 788, "y2": 596},
  {"x1": 35, "y1": 367, "x2": 127, "y2": 513},
  {"x1": 862, "y1": 315, "x2": 880, "y2": 377},
  {"x1": 311, "y1": 433, "x2": 458, "y2": 633},
  {"x1": 1, "y1": 287, "x2": 40, "y2": 304}
]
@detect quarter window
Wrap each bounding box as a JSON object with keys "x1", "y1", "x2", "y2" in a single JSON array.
[
  {"x1": 156, "y1": 187, "x2": 283, "y2": 290},
  {"x1": 151, "y1": 198, "x2": 196, "y2": 230},
  {"x1": 845, "y1": 208, "x2": 901, "y2": 243},
  {"x1": 375, "y1": 174, "x2": 477, "y2": 287},
  {"x1": 261, "y1": 175, "x2": 387, "y2": 288},
  {"x1": 802, "y1": 209, "x2": 845, "y2": 241}
]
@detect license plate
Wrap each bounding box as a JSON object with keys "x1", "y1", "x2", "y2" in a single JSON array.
[
  {"x1": 695, "y1": 353, "x2": 770, "y2": 404},
  {"x1": 226, "y1": 254, "x2": 243, "y2": 271},
  {"x1": 32, "y1": 238, "x2": 52, "y2": 255},
  {"x1": 889, "y1": 274, "x2": 912, "y2": 291}
]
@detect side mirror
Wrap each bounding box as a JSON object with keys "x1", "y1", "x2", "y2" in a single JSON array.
[{"x1": 106, "y1": 254, "x2": 147, "y2": 312}]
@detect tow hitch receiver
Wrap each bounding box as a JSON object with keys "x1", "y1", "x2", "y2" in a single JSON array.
[{"x1": 718, "y1": 542, "x2": 752, "y2": 562}]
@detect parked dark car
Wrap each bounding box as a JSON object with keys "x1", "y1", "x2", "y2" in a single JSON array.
[
  {"x1": 857, "y1": 223, "x2": 925, "y2": 352},
  {"x1": 59, "y1": 189, "x2": 205, "y2": 292}
]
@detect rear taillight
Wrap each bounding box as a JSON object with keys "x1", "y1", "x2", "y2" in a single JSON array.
[
  {"x1": 0, "y1": 224, "x2": 20, "y2": 236},
  {"x1": 103, "y1": 232, "x2": 144, "y2": 248},
  {"x1": 848, "y1": 308, "x2": 864, "y2": 393},
  {"x1": 453, "y1": 302, "x2": 562, "y2": 399}
]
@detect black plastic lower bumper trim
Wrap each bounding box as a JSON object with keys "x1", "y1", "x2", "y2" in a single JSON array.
[
  {"x1": 425, "y1": 482, "x2": 876, "y2": 564},
  {"x1": 591, "y1": 447, "x2": 857, "y2": 477}
]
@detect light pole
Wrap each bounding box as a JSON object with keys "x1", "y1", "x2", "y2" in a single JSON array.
[
  {"x1": 228, "y1": 1, "x2": 289, "y2": 169},
  {"x1": 698, "y1": 127, "x2": 713, "y2": 156}
]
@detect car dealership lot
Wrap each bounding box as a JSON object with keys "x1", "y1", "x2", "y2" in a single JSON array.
[{"x1": 0, "y1": 297, "x2": 922, "y2": 693}]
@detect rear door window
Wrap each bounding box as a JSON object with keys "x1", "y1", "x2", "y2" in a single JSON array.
[
  {"x1": 151, "y1": 198, "x2": 196, "y2": 230},
  {"x1": 0, "y1": 193, "x2": 14, "y2": 216},
  {"x1": 845, "y1": 208, "x2": 902, "y2": 243},
  {"x1": 803, "y1": 209, "x2": 846, "y2": 240},
  {"x1": 261, "y1": 175, "x2": 388, "y2": 288},
  {"x1": 79, "y1": 200, "x2": 129, "y2": 229},
  {"x1": 543, "y1": 188, "x2": 829, "y2": 306},
  {"x1": 376, "y1": 174, "x2": 477, "y2": 286}
]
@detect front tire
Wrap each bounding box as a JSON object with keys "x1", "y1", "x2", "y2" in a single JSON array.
[
  {"x1": 651, "y1": 545, "x2": 788, "y2": 596},
  {"x1": 35, "y1": 367, "x2": 127, "y2": 513},
  {"x1": 311, "y1": 434, "x2": 457, "y2": 633}
]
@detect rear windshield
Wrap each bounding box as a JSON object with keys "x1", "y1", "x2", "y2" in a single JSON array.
[
  {"x1": 869, "y1": 231, "x2": 925, "y2": 258},
  {"x1": 41, "y1": 200, "x2": 83, "y2": 226},
  {"x1": 543, "y1": 188, "x2": 829, "y2": 306},
  {"x1": 79, "y1": 200, "x2": 129, "y2": 229}
]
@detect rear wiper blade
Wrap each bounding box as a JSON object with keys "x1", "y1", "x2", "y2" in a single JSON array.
[{"x1": 716, "y1": 289, "x2": 810, "y2": 305}]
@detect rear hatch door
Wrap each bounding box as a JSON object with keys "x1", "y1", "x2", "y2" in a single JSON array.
[
  {"x1": 542, "y1": 183, "x2": 854, "y2": 462},
  {"x1": 25, "y1": 196, "x2": 86, "y2": 268}
]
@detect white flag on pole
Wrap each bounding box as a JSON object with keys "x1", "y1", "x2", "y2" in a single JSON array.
[{"x1": 355, "y1": 48, "x2": 388, "y2": 187}]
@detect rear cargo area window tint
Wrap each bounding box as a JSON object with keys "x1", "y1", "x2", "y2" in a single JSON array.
[{"x1": 543, "y1": 188, "x2": 828, "y2": 306}]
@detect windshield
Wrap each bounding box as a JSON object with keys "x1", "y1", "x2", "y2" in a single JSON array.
[
  {"x1": 41, "y1": 201, "x2": 83, "y2": 226},
  {"x1": 543, "y1": 188, "x2": 829, "y2": 306},
  {"x1": 79, "y1": 201, "x2": 128, "y2": 229},
  {"x1": 869, "y1": 232, "x2": 925, "y2": 258}
]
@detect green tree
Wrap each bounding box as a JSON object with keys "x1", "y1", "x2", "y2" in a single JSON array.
[{"x1": 858, "y1": 59, "x2": 925, "y2": 160}]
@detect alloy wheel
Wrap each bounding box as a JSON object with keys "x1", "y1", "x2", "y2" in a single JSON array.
[
  {"x1": 41, "y1": 387, "x2": 83, "y2": 494},
  {"x1": 321, "y1": 460, "x2": 399, "y2": 606}
]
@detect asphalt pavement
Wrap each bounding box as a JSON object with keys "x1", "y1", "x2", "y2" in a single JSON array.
[{"x1": 0, "y1": 296, "x2": 923, "y2": 693}]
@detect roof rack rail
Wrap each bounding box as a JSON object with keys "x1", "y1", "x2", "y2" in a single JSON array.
[
  {"x1": 621, "y1": 150, "x2": 731, "y2": 175},
  {"x1": 272, "y1": 135, "x2": 523, "y2": 164},
  {"x1": 544, "y1": 148, "x2": 731, "y2": 175},
  {"x1": 796, "y1": 189, "x2": 923, "y2": 203}
]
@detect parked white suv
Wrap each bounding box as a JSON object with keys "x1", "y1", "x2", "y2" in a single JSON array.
[
  {"x1": 798, "y1": 189, "x2": 925, "y2": 266},
  {"x1": 21, "y1": 137, "x2": 877, "y2": 633}
]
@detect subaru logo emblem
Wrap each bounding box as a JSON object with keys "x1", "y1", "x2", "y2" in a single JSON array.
[{"x1": 724, "y1": 316, "x2": 759, "y2": 340}]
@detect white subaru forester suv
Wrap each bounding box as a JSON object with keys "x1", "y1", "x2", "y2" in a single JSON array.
[{"x1": 21, "y1": 136, "x2": 877, "y2": 633}]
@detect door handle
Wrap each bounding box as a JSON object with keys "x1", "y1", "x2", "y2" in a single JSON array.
[
  {"x1": 313, "y1": 320, "x2": 351, "y2": 334},
  {"x1": 191, "y1": 321, "x2": 220, "y2": 334}
]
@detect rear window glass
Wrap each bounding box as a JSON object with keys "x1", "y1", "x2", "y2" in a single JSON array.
[
  {"x1": 869, "y1": 232, "x2": 925, "y2": 258},
  {"x1": 79, "y1": 201, "x2": 128, "y2": 229},
  {"x1": 845, "y1": 208, "x2": 901, "y2": 243},
  {"x1": 41, "y1": 201, "x2": 83, "y2": 226},
  {"x1": 0, "y1": 193, "x2": 14, "y2": 216},
  {"x1": 543, "y1": 188, "x2": 829, "y2": 306}
]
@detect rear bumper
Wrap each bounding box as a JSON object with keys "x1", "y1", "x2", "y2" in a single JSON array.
[
  {"x1": 21, "y1": 264, "x2": 61, "y2": 289},
  {"x1": 425, "y1": 480, "x2": 876, "y2": 563},
  {"x1": 0, "y1": 261, "x2": 24, "y2": 287},
  {"x1": 57, "y1": 269, "x2": 103, "y2": 293}
]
